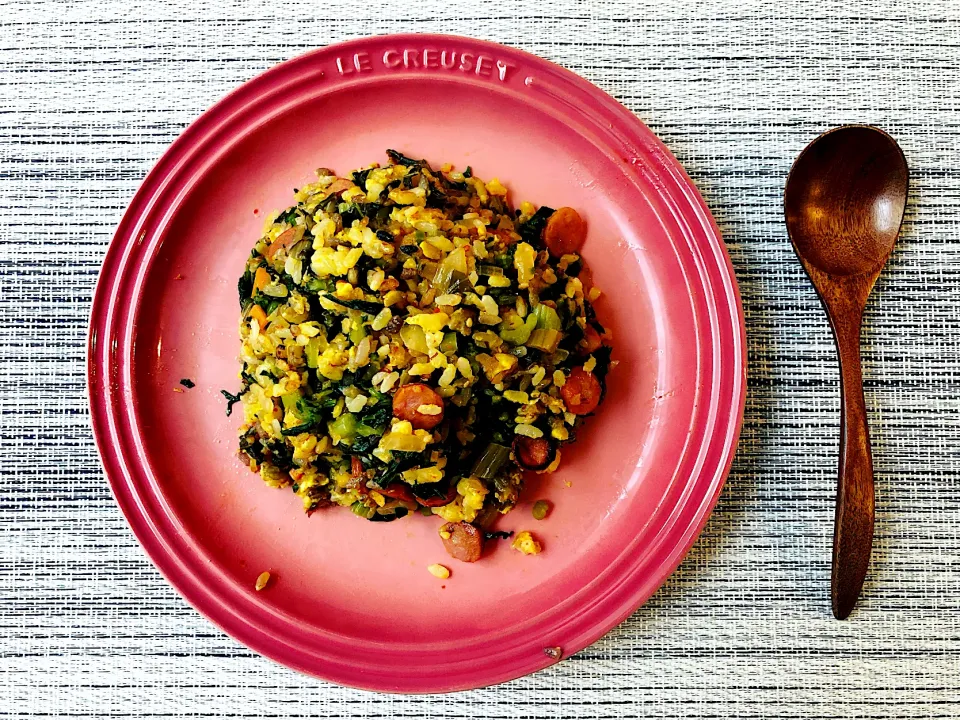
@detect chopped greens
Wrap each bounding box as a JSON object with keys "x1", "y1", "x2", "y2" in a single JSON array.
[
  {"x1": 237, "y1": 270, "x2": 254, "y2": 308},
  {"x1": 385, "y1": 148, "x2": 423, "y2": 168},
  {"x1": 275, "y1": 208, "x2": 299, "y2": 225},
  {"x1": 220, "y1": 388, "x2": 243, "y2": 417},
  {"x1": 321, "y1": 293, "x2": 384, "y2": 315},
  {"x1": 518, "y1": 205, "x2": 554, "y2": 246}
]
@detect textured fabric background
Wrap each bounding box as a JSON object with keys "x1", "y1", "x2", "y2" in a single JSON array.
[{"x1": 3, "y1": 0, "x2": 960, "y2": 717}]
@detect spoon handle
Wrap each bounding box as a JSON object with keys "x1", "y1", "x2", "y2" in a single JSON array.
[{"x1": 830, "y1": 311, "x2": 876, "y2": 619}]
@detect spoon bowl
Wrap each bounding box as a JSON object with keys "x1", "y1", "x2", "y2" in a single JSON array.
[
  {"x1": 784, "y1": 125, "x2": 908, "y2": 620},
  {"x1": 786, "y1": 126, "x2": 907, "y2": 278}
]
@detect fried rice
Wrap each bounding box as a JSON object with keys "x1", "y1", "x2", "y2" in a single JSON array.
[{"x1": 232, "y1": 150, "x2": 612, "y2": 561}]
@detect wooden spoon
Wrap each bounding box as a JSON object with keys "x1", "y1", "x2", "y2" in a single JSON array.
[{"x1": 784, "y1": 125, "x2": 908, "y2": 619}]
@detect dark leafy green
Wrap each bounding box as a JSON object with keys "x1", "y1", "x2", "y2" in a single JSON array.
[
  {"x1": 537, "y1": 280, "x2": 564, "y2": 302},
  {"x1": 275, "y1": 207, "x2": 299, "y2": 225},
  {"x1": 368, "y1": 507, "x2": 409, "y2": 522},
  {"x1": 491, "y1": 243, "x2": 517, "y2": 270},
  {"x1": 250, "y1": 292, "x2": 284, "y2": 315},
  {"x1": 338, "y1": 201, "x2": 389, "y2": 228},
  {"x1": 425, "y1": 185, "x2": 448, "y2": 209},
  {"x1": 351, "y1": 435, "x2": 384, "y2": 455},
  {"x1": 386, "y1": 149, "x2": 423, "y2": 168},
  {"x1": 591, "y1": 344, "x2": 614, "y2": 380},
  {"x1": 370, "y1": 451, "x2": 424, "y2": 489},
  {"x1": 358, "y1": 391, "x2": 392, "y2": 431},
  {"x1": 280, "y1": 423, "x2": 313, "y2": 437},
  {"x1": 583, "y1": 299, "x2": 598, "y2": 325},
  {"x1": 351, "y1": 167, "x2": 375, "y2": 189},
  {"x1": 238, "y1": 432, "x2": 265, "y2": 463},
  {"x1": 264, "y1": 439, "x2": 295, "y2": 471},
  {"x1": 411, "y1": 481, "x2": 452, "y2": 503},
  {"x1": 280, "y1": 392, "x2": 338, "y2": 435},
  {"x1": 486, "y1": 288, "x2": 518, "y2": 306},
  {"x1": 237, "y1": 269, "x2": 254, "y2": 308},
  {"x1": 518, "y1": 205, "x2": 554, "y2": 246},
  {"x1": 564, "y1": 322, "x2": 585, "y2": 348},
  {"x1": 321, "y1": 293, "x2": 383, "y2": 315},
  {"x1": 221, "y1": 389, "x2": 243, "y2": 417}
]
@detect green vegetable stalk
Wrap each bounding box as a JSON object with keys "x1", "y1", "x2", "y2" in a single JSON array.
[
  {"x1": 499, "y1": 313, "x2": 538, "y2": 345},
  {"x1": 532, "y1": 303, "x2": 562, "y2": 331},
  {"x1": 329, "y1": 412, "x2": 358, "y2": 443},
  {"x1": 305, "y1": 337, "x2": 323, "y2": 368},
  {"x1": 349, "y1": 322, "x2": 367, "y2": 345},
  {"x1": 440, "y1": 332, "x2": 458, "y2": 354}
]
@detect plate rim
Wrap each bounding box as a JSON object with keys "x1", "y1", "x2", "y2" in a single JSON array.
[{"x1": 87, "y1": 33, "x2": 747, "y2": 693}]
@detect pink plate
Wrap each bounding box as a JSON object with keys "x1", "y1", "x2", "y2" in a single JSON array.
[{"x1": 88, "y1": 35, "x2": 745, "y2": 693}]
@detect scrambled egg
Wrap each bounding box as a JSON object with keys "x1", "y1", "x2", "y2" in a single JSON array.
[{"x1": 511, "y1": 531, "x2": 543, "y2": 555}]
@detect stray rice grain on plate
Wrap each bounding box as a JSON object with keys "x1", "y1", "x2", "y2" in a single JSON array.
[
  {"x1": 231, "y1": 150, "x2": 613, "y2": 562},
  {"x1": 427, "y1": 564, "x2": 450, "y2": 579}
]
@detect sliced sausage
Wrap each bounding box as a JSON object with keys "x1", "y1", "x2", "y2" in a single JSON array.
[
  {"x1": 392, "y1": 383, "x2": 445, "y2": 430},
  {"x1": 351, "y1": 456, "x2": 365, "y2": 479},
  {"x1": 326, "y1": 177, "x2": 355, "y2": 195},
  {"x1": 351, "y1": 457, "x2": 370, "y2": 496},
  {"x1": 561, "y1": 366, "x2": 602, "y2": 415},
  {"x1": 376, "y1": 483, "x2": 416, "y2": 503},
  {"x1": 543, "y1": 207, "x2": 587, "y2": 257},
  {"x1": 264, "y1": 225, "x2": 303, "y2": 260},
  {"x1": 513, "y1": 436, "x2": 557, "y2": 471},
  {"x1": 440, "y1": 522, "x2": 484, "y2": 563},
  {"x1": 413, "y1": 482, "x2": 458, "y2": 507}
]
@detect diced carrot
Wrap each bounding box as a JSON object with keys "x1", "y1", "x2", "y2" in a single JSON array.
[
  {"x1": 250, "y1": 304, "x2": 267, "y2": 329},
  {"x1": 561, "y1": 366, "x2": 602, "y2": 415},
  {"x1": 253, "y1": 267, "x2": 271, "y2": 295}
]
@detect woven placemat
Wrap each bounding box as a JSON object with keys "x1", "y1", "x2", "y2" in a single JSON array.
[{"x1": 2, "y1": 1, "x2": 959, "y2": 717}]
